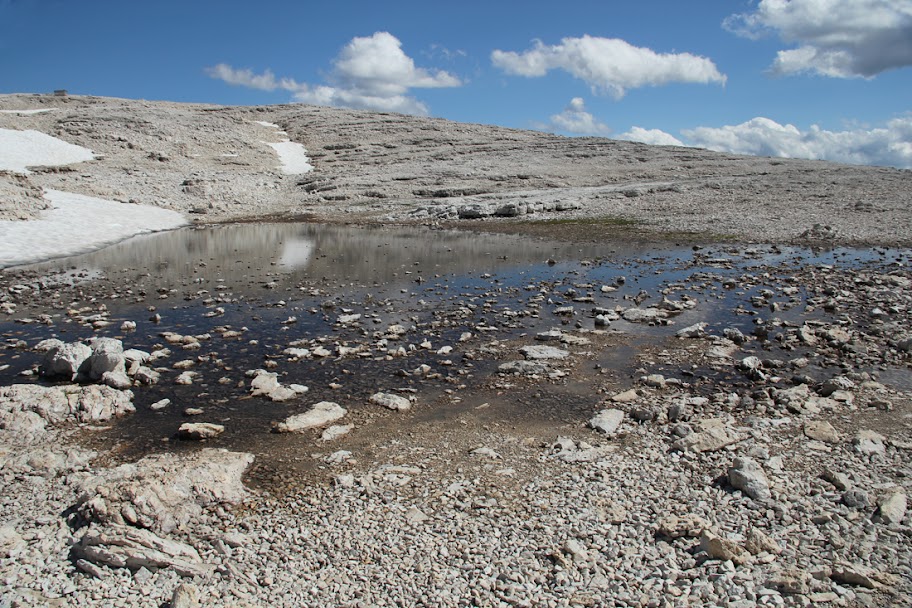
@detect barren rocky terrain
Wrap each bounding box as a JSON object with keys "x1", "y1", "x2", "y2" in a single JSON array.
[
  {"x1": 2, "y1": 93, "x2": 911, "y2": 245},
  {"x1": 0, "y1": 94, "x2": 910, "y2": 608}
]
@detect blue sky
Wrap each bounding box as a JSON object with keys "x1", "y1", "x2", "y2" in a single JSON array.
[{"x1": 2, "y1": 0, "x2": 911, "y2": 167}]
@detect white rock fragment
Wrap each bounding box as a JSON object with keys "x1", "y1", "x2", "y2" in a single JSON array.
[
  {"x1": 589, "y1": 409, "x2": 624, "y2": 435},
  {"x1": 470, "y1": 447, "x2": 501, "y2": 459},
  {"x1": 0, "y1": 526, "x2": 26, "y2": 558},
  {"x1": 728, "y1": 457, "x2": 771, "y2": 501},
  {"x1": 320, "y1": 424, "x2": 354, "y2": 442},
  {"x1": 622, "y1": 308, "x2": 667, "y2": 323},
  {"x1": 873, "y1": 491, "x2": 907, "y2": 525},
  {"x1": 676, "y1": 322, "x2": 707, "y2": 338},
  {"x1": 273, "y1": 402, "x2": 347, "y2": 433},
  {"x1": 370, "y1": 392, "x2": 411, "y2": 412},
  {"x1": 520, "y1": 345, "x2": 569, "y2": 360},
  {"x1": 177, "y1": 423, "x2": 225, "y2": 440},
  {"x1": 853, "y1": 430, "x2": 886, "y2": 457},
  {"x1": 149, "y1": 399, "x2": 171, "y2": 411}
]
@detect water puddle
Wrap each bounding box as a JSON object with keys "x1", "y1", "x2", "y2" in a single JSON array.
[{"x1": 1, "y1": 222, "x2": 909, "y2": 485}]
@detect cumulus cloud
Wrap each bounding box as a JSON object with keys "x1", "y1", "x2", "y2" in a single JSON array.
[
  {"x1": 619, "y1": 127, "x2": 684, "y2": 147},
  {"x1": 204, "y1": 64, "x2": 300, "y2": 92},
  {"x1": 681, "y1": 116, "x2": 912, "y2": 168},
  {"x1": 206, "y1": 32, "x2": 461, "y2": 115},
  {"x1": 724, "y1": 0, "x2": 912, "y2": 78},
  {"x1": 491, "y1": 35, "x2": 726, "y2": 99},
  {"x1": 539, "y1": 98, "x2": 612, "y2": 136}
]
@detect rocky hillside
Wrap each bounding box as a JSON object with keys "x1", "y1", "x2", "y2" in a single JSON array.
[{"x1": 1, "y1": 93, "x2": 911, "y2": 245}]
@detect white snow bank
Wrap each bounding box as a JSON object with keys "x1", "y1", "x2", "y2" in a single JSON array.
[
  {"x1": 0, "y1": 128, "x2": 94, "y2": 174},
  {"x1": 0, "y1": 109, "x2": 55, "y2": 115},
  {"x1": 254, "y1": 121, "x2": 312, "y2": 175},
  {"x1": 0, "y1": 189, "x2": 187, "y2": 267},
  {"x1": 267, "y1": 141, "x2": 313, "y2": 175}
]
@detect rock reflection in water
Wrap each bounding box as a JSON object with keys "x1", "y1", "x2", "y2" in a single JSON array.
[{"x1": 23, "y1": 222, "x2": 650, "y2": 291}]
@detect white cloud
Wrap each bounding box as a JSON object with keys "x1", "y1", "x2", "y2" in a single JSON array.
[
  {"x1": 491, "y1": 35, "x2": 726, "y2": 99},
  {"x1": 206, "y1": 32, "x2": 461, "y2": 115},
  {"x1": 540, "y1": 98, "x2": 612, "y2": 136},
  {"x1": 724, "y1": 0, "x2": 912, "y2": 78},
  {"x1": 619, "y1": 127, "x2": 684, "y2": 147},
  {"x1": 681, "y1": 116, "x2": 912, "y2": 168},
  {"x1": 204, "y1": 64, "x2": 300, "y2": 92}
]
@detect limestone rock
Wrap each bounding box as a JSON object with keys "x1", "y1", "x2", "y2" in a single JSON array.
[
  {"x1": 75, "y1": 524, "x2": 213, "y2": 578},
  {"x1": 673, "y1": 419, "x2": 744, "y2": 452},
  {"x1": 499, "y1": 360, "x2": 550, "y2": 375},
  {"x1": 177, "y1": 423, "x2": 225, "y2": 440},
  {"x1": 728, "y1": 457, "x2": 771, "y2": 501},
  {"x1": 622, "y1": 308, "x2": 667, "y2": 323},
  {"x1": 370, "y1": 392, "x2": 411, "y2": 412},
  {"x1": 274, "y1": 402, "x2": 347, "y2": 433},
  {"x1": 77, "y1": 448, "x2": 253, "y2": 534},
  {"x1": 0, "y1": 526, "x2": 26, "y2": 558},
  {"x1": 520, "y1": 345, "x2": 570, "y2": 360},
  {"x1": 249, "y1": 369, "x2": 308, "y2": 402},
  {"x1": 768, "y1": 568, "x2": 811, "y2": 595},
  {"x1": 830, "y1": 562, "x2": 899, "y2": 589},
  {"x1": 589, "y1": 409, "x2": 624, "y2": 435},
  {"x1": 746, "y1": 528, "x2": 781, "y2": 555},
  {"x1": 699, "y1": 531, "x2": 751, "y2": 565},
  {"x1": 0, "y1": 384, "x2": 134, "y2": 425},
  {"x1": 320, "y1": 424, "x2": 354, "y2": 441},
  {"x1": 804, "y1": 420, "x2": 840, "y2": 443},
  {"x1": 873, "y1": 491, "x2": 907, "y2": 525},
  {"x1": 134, "y1": 366, "x2": 161, "y2": 385},
  {"x1": 853, "y1": 430, "x2": 886, "y2": 457},
  {"x1": 675, "y1": 322, "x2": 707, "y2": 338},
  {"x1": 842, "y1": 489, "x2": 870, "y2": 509},
  {"x1": 41, "y1": 341, "x2": 92, "y2": 380},
  {"x1": 101, "y1": 370, "x2": 133, "y2": 390},
  {"x1": 86, "y1": 337, "x2": 126, "y2": 380},
  {"x1": 610, "y1": 389, "x2": 639, "y2": 403},
  {"x1": 656, "y1": 514, "x2": 710, "y2": 539},
  {"x1": 170, "y1": 583, "x2": 201, "y2": 608}
]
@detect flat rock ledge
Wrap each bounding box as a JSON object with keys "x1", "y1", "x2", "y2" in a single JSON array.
[
  {"x1": 77, "y1": 448, "x2": 253, "y2": 534},
  {"x1": 0, "y1": 383, "x2": 134, "y2": 425}
]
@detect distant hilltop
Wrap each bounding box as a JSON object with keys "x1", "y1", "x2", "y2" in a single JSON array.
[{"x1": 1, "y1": 93, "x2": 911, "y2": 246}]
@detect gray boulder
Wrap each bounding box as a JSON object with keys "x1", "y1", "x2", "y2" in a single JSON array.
[
  {"x1": 87, "y1": 338, "x2": 126, "y2": 380},
  {"x1": 77, "y1": 448, "x2": 253, "y2": 533},
  {"x1": 728, "y1": 457, "x2": 771, "y2": 501},
  {"x1": 41, "y1": 342, "x2": 92, "y2": 380},
  {"x1": 589, "y1": 409, "x2": 624, "y2": 435}
]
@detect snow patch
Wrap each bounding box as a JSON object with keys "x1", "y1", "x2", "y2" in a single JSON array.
[
  {"x1": 0, "y1": 190, "x2": 187, "y2": 268},
  {"x1": 267, "y1": 141, "x2": 313, "y2": 175},
  {"x1": 255, "y1": 121, "x2": 313, "y2": 175},
  {"x1": 0, "y1": 109, "x2": 55, "y2": 115},
  {"x1": 0, "y1": 128, "x2": 94, "y2": 174}
]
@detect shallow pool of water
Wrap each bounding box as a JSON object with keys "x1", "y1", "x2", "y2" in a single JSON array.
[{"x1": 1, "y1": 222, "x2": 909, "y2": 475}]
